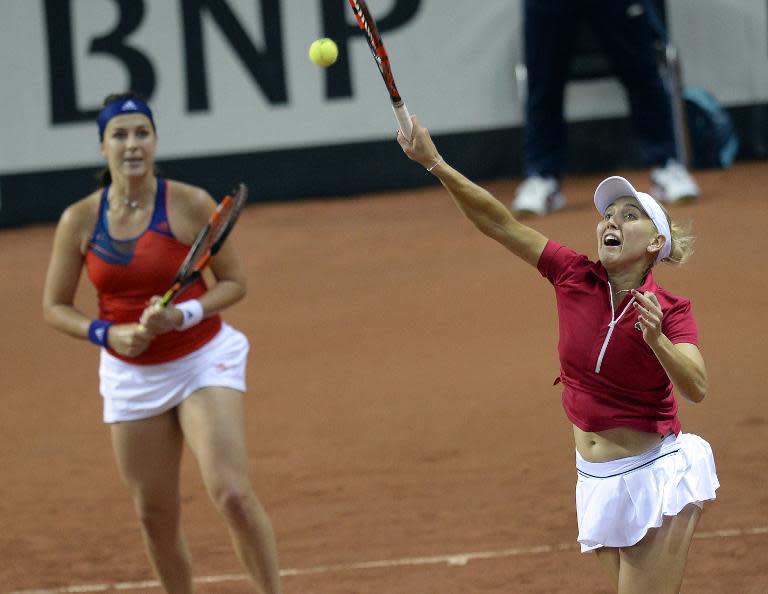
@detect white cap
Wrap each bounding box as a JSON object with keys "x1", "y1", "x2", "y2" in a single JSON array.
[{"x1": 594, "y1": 176, "x2": 671, "y2": 262}]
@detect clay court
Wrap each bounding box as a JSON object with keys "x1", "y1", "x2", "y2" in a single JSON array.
[{"x1": 1, "y1": 162, "x2": 767, "y2": 593}]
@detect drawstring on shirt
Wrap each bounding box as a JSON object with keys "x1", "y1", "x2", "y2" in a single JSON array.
[{"x1": 595, "y1": 283, "x2": 636, "y2": 373}]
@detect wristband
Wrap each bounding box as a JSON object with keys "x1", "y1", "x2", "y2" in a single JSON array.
[
  {"x1": 175, "y1": 299, "x2": 204, "y2": 331},
  {"x1": 87, "y1": 319, "x2": 112, "y2": 347}
]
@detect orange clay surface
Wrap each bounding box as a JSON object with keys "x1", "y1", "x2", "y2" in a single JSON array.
[{"x1": 1, "y1": 162, "x2": 767, "y2": 593}]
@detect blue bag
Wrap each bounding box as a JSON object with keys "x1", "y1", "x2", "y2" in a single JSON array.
[{"x1": 684, "y1": 87, "x2": 739, "y2": 168}]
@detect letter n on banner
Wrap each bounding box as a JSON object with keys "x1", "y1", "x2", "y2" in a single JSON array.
[{"x1": 181, "y1": 0, "x2": 288, "y2": 111}]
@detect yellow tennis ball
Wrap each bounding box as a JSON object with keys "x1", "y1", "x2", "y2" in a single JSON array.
[{"x1": 309, "y1": 38, "x2": 338, "y2": 67}]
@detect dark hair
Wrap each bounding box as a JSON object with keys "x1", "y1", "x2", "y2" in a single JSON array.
[{"x1": 95, "y1": 92, "x2": 157, "y2": 188}]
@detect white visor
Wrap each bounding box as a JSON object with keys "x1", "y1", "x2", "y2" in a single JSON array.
[{"x1": 594, "y1": 176, "x2": 672, "y2": 262}]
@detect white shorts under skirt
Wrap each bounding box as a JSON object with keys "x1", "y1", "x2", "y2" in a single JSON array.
[
  {"x1": 575, "y1": 432, "x2": 719, "y2": 552},
  {"x1": 99, "y1": 323, "x2": 249, "y2": 423}
]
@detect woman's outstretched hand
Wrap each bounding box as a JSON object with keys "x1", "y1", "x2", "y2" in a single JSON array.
[{"x1": 397, "y1": 115, "x2": 443, "y2": 172}]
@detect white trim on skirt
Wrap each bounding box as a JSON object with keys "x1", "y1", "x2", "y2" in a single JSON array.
[
  {"x1": 575, "y1": 432, "x2": 719, "y2": 552},
  {"x1": 98, "y1": 323, "x2": 249, "y2": 423}
]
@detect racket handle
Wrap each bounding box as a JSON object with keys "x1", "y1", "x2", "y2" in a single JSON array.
[
  {"x1": 158, "y1": 289, "x2": 175, "y2": 308},
  {"x1": 393, "y1": 101, "x2": 412, "y2": 140}
]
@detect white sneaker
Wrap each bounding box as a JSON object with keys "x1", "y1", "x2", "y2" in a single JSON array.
[
  {"x1": 511, "y1": 176, "x2": 566, "y2": 216},
  {"x1": 650, "y1": 160, "x2": 699, "y2": 203}
]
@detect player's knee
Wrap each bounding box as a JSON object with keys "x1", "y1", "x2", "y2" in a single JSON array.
[
  {"x1": 135, "y1": 500, "x2": 180, "y2": 540},
  {"x1": 211, "y1": 483, "x2": 255, "y2": 524}
]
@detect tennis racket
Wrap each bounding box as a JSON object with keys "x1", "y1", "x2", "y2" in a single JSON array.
[
  {"x1": 347, "y1": 0, "x2": 413, "y2": 139},
  {"x1": 159, "y1": 182, "x2": 248, "y2": 307}
]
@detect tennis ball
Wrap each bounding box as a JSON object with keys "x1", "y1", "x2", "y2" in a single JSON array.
[{"x1": 309, "y1": 38, "x2": 338, "y2": 67}]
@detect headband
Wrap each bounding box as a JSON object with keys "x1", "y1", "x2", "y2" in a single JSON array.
[
  {"x1": 97, "y1": 97, "x2": 156, "y2": 140},
  {"x1": 594, "y1": 176, "x2": 672, "y2": 262}
]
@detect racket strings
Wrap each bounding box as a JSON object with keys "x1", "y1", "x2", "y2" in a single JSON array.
[
  {"x1": 211, "y1": 186, "x2": 247, "y2": 249},
  {"x1": 209, "y1": 203, "x2": 234, "y2": 247},
  {"x1": 183, "y1": 226, "x2": 215, "y2": 274}
]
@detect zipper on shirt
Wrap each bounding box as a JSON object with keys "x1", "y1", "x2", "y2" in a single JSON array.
[{"x1": 595, "y1": 283, "x2": 636, "y2": 373}]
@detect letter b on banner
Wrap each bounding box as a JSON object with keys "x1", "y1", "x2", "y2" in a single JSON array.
[
  {"x1": 44, "y1": 0, "x2": 289, "y2": 122},
  {"x1": 45, "y1": 0, "x2": 156, "y2": 124}
]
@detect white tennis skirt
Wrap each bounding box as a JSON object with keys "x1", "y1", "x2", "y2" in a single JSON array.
[
  {"x1": 575, "y1": 432, "x2": 719, "y2": 552},
  {"x1": 99, "y1": 323, "x2": 249, "y2": 423}
]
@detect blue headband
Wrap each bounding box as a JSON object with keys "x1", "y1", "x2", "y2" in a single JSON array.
[{"x1": 97, "y1": 97, "x2": 156, "y2": 140}]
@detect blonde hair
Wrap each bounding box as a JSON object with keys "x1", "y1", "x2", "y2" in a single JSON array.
[{"x1": 657, "y1": 202, "x2": 695, "y2": 265}]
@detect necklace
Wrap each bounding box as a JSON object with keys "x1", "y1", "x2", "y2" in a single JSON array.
[
  {"x1": 108, "y1": 195, "x2": 141, "y2": 209},
  {"x1": 109, "y1": 180, "x2": 155, "y2": 210}
]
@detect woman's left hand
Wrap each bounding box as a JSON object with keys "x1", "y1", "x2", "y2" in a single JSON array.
[{"x1": 632, "y1": 290, "x2": 663, "y2": 345}]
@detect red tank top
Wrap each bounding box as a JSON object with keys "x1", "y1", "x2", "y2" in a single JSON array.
[{"x1": 85, "y1": 178, "x2": 222, "y2": 364}]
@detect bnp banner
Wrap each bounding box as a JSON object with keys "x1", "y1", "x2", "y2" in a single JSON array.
[{"x1": 0, "y1": 0, "x2": 766, "y2": 226}]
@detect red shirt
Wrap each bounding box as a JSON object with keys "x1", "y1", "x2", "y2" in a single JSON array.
[
  {"x1": 85, "y1": 179, "x2": 222, "y2": 365},
  {"x1": 537, "y1": 240, "x2": 699, "y2": 435}
]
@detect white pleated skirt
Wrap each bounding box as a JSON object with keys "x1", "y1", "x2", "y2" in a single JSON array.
[
  {"x1": 575, "y1": 432, "x2": 719, "y2": 552},
  {"x1": 99, "y1": 323, "x2": 249, "y2": 423}
]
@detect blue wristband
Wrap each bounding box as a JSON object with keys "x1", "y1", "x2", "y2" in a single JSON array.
[{"x1": 87, "y1": 319, "x2": 112, "y2": 347}]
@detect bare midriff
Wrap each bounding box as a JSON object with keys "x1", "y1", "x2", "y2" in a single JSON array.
[{"x1": 574, "y1": 425, "x2": 667, "y2": 463}]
